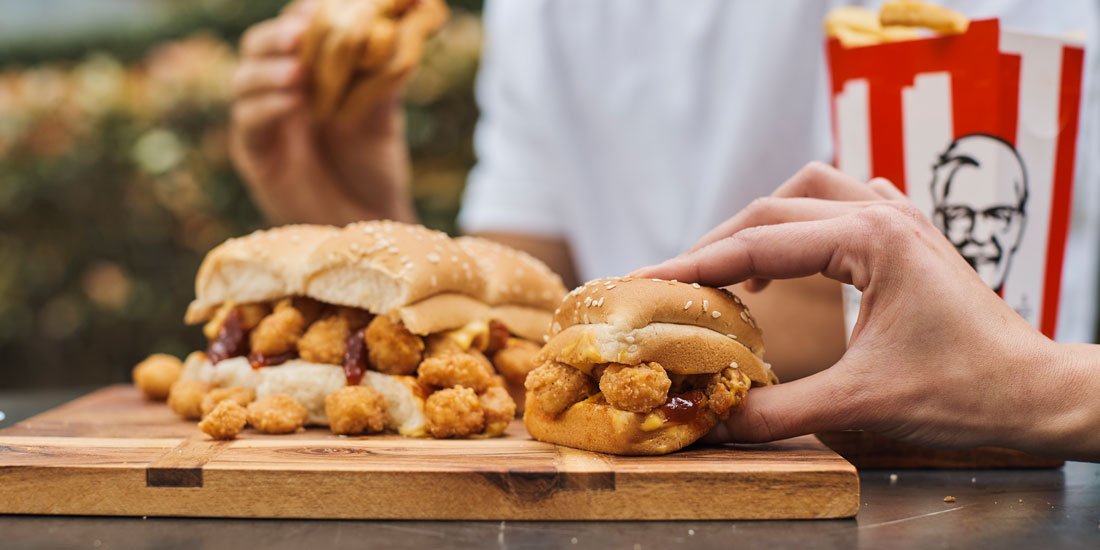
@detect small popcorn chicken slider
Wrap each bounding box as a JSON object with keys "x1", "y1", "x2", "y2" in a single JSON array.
[{"x1": 524, "y1": 277, "x2": 778, "y2": 456}]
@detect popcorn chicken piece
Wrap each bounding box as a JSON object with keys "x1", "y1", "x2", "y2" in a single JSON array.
[
  {"x1": 364, "y1": 315, "x2": 424, "y2": 375},
  {"x1": 299, "y1": 313, "x2": 351, "y2": 365},
  {"x1": 200, "y1": 386, "x2": 256, "y2": 418},
  {"x1": 198, "y1": 400, "x2": 247, "y2": 440},
  {"x1": 417, "y1": 348, "x2": 495, "y2": 392},
  {"x1": 132, "y1": 353, "x2": 183, "y2": 400},
  {"x1": 703, "y1": 367, "x2": 751, "y2": 419},
  {"x1": 250, "y1": 299, "x2": 307, "y2": 356},
  {"x1": 247, "y1": 394, "x2": 308, "y2": 434},
  {"x1": 204, "y1": 301, "x2": 271, "y2": 340},
  {"x1": 599, "y1": 362, "x2": 671, "y2": 413},
  {"x1": 524, "y1": 362, "x2": 595, "y2": 416},
  {"x1": 325, "y1": 386, "x2": 389, "y2": 435},
  {"x1": 168, "y1": 379, "x2": 213, "y2": 420},
  {"x1": 491, "y1": 338, "x2": 541, "y2": 387},
  {"x1": 424, "y1": 386, "x2": 485, "y2": 438},
  {"x1": 478, "y1": 386, "x2": 515, "y2": 436}
]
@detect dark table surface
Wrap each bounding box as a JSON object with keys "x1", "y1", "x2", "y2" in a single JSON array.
[{"x1": 2, "y1": 387, "x2": 1098, "y2": 549}]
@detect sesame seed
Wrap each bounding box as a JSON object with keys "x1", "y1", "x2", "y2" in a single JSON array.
[
  {"x1": 430, "y1": 275, "x2": 438, "y2": 287},
  {"x1": 427, "y1": 253, "x2": 440, "y2": 263},
  {"x1": 691, "y1": 283, "x2": 701, "y2": 289},
  {"x1": 543, "y1": 334, "x2": 550, "y2": 343},
  {"x1": 729, "y1": 361, "x2": 739, "y2": 369},
  {"x1": 596, "y1": 297, "x2": 605, "y2": 307},
  {"x1": 712, "y1": 311, "x2": 722, "y2": 318},
  {"x1": 552, "y1": 322, "x2": 561, "y2": 333},
  {"x1": 554, "y1": 308, "x2": 561, "y2": 315},
  {"x1": 583, "y1": 314, "x2": 590, "y2": 324},
  {"x1": 740, "y1": 311, "x2": 751, "y2": 323},
  {"x1": 726, "y1": 333, "x2": 738, "y2": 340},
  {"x1": 399, "y1": 255, "x2": 409, "y2": 263},
  {"x1": 625, "y1": 335, "x2": 635, "y2": 344},
  {"x1": 388, "y1": 246, "x2": 398, "y2": 254},
  {"x1": 451, "y1": 255, "x2": 459, "y2": 262},
  {"x1": 628, "y1": 345, "x2": 639, "y2": 354},
  {"x1": 651, "y1": 278, "x2": 662, "y2": 282},
  {"x1": 584, "y1": 297, "x2": 592, "y2": 306},
  {"x1": 702, "y1": 300, "x2": 709, "y2": 313},
  {"x1": 684, "y1": 300, "x2": 693, "y2": 310}
]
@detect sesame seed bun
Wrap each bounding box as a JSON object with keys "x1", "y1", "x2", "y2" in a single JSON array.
[
  {"x1": 394, "y1": 292, "x2": 490, "y2": 335},
  {"x1": 541, "y1": 277, "x2": 770, "y2": 383},
  {"x1": 185, "y1": 225, "x2": 341, "y2": 324},
  {"x1": 489, "y1": 304, "x2": 553, "y2": 344},
  {"x1": 303, "y1": 220, "x2": 488, "y2": 314},
  {"x1": 455, "y1": 236, "x2": 567, "y2": 310}
]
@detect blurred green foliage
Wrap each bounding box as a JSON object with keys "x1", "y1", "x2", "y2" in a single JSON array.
[{"x1": 0, "y1": 1, "x2": 483, "y2": 388}]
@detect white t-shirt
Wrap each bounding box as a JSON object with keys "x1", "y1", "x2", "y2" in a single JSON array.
[{"x1": 458, "y1": 0, "x2": 1100, "y2": 342}]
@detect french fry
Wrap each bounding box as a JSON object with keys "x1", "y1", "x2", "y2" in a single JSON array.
[{"x1": 879, "y1": 0, "x2": 969, "y2": 34}]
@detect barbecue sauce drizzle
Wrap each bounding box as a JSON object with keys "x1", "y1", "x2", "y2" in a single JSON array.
[
  {"x1": 207, "y1": 309, "x2": 247, "y2": 364},
  {"x1": 343, "y1": 331, "x2": 369, "y2": 386},
  {"x1": 658, "y1": 390, "x2": 707, "y2": 424}
]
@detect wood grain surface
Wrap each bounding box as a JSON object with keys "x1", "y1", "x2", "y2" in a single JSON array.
[{"x1": 0, "y1": 385, "x2": 859, "y2": 520}]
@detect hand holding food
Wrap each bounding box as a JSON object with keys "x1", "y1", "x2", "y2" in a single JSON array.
[
  {"x1": 300, "y1": 0, "x2": 449, "y2": 120},
  {"x1": 229, "y1": 1, "x2": 420, "y2": 226},
  {"x1": 634, "y1": 163, "x2": 1100, "y2": 461}
]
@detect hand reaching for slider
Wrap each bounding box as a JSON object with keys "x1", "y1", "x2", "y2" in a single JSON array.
[
  {"x1": 229, "y1": 0, "x2": 416, "y2": 226},
  {"x1": 633, "y1": 162, "x2": 1100, "y2": 461}
]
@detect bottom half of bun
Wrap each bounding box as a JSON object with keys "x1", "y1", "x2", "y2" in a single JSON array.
[
  {"x1": 181, "y1": 353, "x2": 428, "y2": 436},
  {"x1": 523, "y1": 392, "x2": 717, "y2": 455}
]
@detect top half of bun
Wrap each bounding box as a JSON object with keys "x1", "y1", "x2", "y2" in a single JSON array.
[
  {"x1": 541, "y1": 277, "x2": 772, "y2": 384},
  {"x1": 550, "y1": 277, "x2": 763, "y2": 356},
  {"x1": 185, "y1": 224, "x2": 341, "y2": 324},
  {"x1": 185, "y1": 221, "x2": 487, "y2": 325},
  {"x1": 304, "y1": 220, "x2": 486, "y2": 313},
  {"x1": 455, "y1": 236, "x2": 566, "y2": 310}
]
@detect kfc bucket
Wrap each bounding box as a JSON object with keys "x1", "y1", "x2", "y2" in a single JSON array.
[{"x1": 826, "y1": 18, "x2": 1087, "y2": 340}]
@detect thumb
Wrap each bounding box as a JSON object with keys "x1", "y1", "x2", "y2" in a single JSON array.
[{"x1": 707, "y1": 366, "x2": 865, "y2": 443}]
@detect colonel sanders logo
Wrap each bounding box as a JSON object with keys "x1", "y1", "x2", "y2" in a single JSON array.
[{"x1": 931, "y1": 134, "x2": 1028, "y2": 294}]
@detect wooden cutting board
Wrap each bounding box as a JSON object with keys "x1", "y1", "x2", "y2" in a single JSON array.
[{"x1": 0, "y1": 385, "x2": 859, "y2": 520}]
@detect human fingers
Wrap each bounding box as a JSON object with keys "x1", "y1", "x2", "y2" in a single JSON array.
[
  {"x1": 707, "y1": 366, "x2": 868, "y2": 443},
  {"x1": 635, "y1": 216, "x2": 863, "y2": 289},
  {"x1": 868, "y1": 177, "x2": 907, "y2": 200},
  {"x1": 687, "y1": 197, "x2": 872, "y2": 256},
  {"x1": 240, "y1": 16, "x2": 309, "y2": 58},
  {"x1": 688, "y1": 162, "x2": 878, "y2": 253},
  {"x1": 231, "y1": 58, "x2": 304, "y2": 99},
  {"x1": 771, "y1": 161, "x2": 883, "y2": 200},
  {"x1": 231, "y1": 92, "x2": 302, "y2": 151}
]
